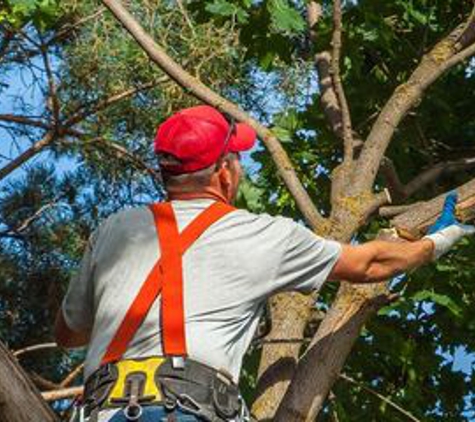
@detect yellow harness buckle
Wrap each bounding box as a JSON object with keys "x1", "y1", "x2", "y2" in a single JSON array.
[{"x1": 107, "y1": 356, "x2": 166, "y2": 406}]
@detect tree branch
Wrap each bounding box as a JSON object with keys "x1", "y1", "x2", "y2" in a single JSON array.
[
  {"x1": 100, "y1": 0, "x2": 326, "y2": 231},
  {"x1": 355, "y1": 7, "x2": 475, "y2": 192},
  {"x1": 38, "y1": 39, "x2": 60, "y2": 126},
  {"x1": 0, "y1": 341, "x2": 58, "y2": 421},
  {"x1": 64, "y1": 78, "x2": 167, "y2": 127},
  {"x1": 392, "y1": 176, "x2": 475, "y2": 239},
  {"x1": 59, "y1": 364, "x2": 84, "y2": 388},
  {"x1": 13, "y1": 342, "x2": 58, "y2": 358},
  {"x1": 0, "y1": 81, "x2": 164, "y2": 182},
  {"x1": 0, "y1": 131, "x2": 55, "y2": 181},
  {"x1": 330, "y1": 0, "x2": 354, "y2": 162},
  {"x1": 382, "y1": 156, "x2": 475, "y2": 202},
  {"x1": 41, "y1": 386, "x2": 83, "y2": 402}
]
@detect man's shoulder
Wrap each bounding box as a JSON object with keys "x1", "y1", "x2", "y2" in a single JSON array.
[{"x1": 229, "y1": 208, "x2": 298, "y2": 231}]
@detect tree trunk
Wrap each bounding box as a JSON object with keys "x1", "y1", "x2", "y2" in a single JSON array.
[{"x1": 0, "y1": 341, "x2": 58, "y2": 422}]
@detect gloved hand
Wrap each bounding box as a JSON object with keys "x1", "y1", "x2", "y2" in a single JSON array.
[{"x1": 424, "y1": 191, "x2": 475, "y2": 259}]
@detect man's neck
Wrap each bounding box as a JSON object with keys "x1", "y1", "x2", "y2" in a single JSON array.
[{"x1": 168, "y1": 190, "x2": 230, "y2": 205}]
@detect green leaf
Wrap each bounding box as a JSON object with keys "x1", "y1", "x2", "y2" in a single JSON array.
[
  {"x1": 205, "y1": 0, "x2": 249, "y2": 23},
  {"x1": 271, "y1": 126, "x2": 293, "y2": 143},
  {"x1": 411, "y1": 290, "x2": 463, "y2": 317},
  {"x1": 267, "y1": 0, "x2": 305, "y2": 35}
]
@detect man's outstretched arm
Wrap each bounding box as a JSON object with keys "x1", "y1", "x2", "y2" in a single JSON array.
[
  {"x1": 329, "y1": 239, "x2": 433, "y2": 283},
  {"x1": 330, "y1": 192, "x2": 475, "y2": 284}
]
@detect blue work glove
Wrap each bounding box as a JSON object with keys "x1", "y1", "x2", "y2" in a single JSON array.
[{"x1": 424, "y1": 191, "x2": 475, "y2": 259}]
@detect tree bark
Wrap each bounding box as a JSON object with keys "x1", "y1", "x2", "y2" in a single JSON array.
[{"x1": 0, "y1": 341, "x2": 58, "y2": 422}]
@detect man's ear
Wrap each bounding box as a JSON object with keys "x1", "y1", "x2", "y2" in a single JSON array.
[{"x1": 217, "y1": 162, "x2": 232, "y2": 186}]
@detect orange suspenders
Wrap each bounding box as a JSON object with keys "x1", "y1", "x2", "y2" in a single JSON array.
[{"x1": 101, "y1": 201, "x2": 235, "y2": 365}]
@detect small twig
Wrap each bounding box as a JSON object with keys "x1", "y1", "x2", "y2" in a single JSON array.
[
  {"x1": 42, "y1": 386, "x2": 83, "y2": 402},
  {"x1": 60, "y1": 363, "x2": 84, "y2": 388},
  {"x1": 176, "y1": 0, "x2": 196, "y2": 36},
  {"x1": 0, "y1": 202, "x2": 57, "y2": 237},
  {"x1": 340, "y1": 373, "x2": 422, "y2": 422},
  {"x1": 13, "y1": 342, "x2": 58, "y2": 357}
]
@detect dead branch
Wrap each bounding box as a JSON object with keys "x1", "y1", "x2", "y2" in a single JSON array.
[
  {"x1": 41, "y1": 386, "x2": 83, "y2": 402},
  {"x1": 100, "y1": 0, "x2": 326, "y2": 231},
  {"x1": 60, "y1": 364, "x2": 84, "y2": 388},
  {"x1": 355, "y1": 7, "x2": 475, "y2": 192},
  {"x1": 13, "y1": 342, "x2": 58, "y2": 358},
  {"x1": 0, "y1": 202, "x2": 57, "y2": 237}
]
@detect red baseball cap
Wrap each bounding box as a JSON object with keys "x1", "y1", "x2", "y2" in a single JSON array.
[{"x1": 154, "y1": 105, "x2": 256, "y2": 174}]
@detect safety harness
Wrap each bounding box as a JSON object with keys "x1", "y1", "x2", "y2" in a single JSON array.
[{"x1": 80, "y1": 201, "x2": 250, "y2": 422}]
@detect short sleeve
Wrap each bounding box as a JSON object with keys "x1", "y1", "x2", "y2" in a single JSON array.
[
  {"x1": 61, "y1": 232, "x2": 97, "y2": 332},
  {"x1": 274, "y1": 221, "x2": 342, "y2": 294}
]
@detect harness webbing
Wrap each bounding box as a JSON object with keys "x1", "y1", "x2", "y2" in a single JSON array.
[{"x1": 101, "y1": 201, "x2": 235, "y2": 365}]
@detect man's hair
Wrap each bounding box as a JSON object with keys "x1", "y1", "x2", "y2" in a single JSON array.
[{"x1": 159, "y1": 153, "x2": 238, "y2": 191}]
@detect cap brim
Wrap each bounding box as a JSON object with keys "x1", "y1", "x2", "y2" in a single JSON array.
[{"x1": 229, "y1": 123, "x2": 257, "y2": 153}]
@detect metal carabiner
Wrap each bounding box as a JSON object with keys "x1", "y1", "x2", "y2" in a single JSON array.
[{"x1": 123, "y1": 403, "x2": 143, "y2": 421}]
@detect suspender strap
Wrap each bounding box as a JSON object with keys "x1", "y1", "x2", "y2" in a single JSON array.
[
  {"x1": 154, "y1": 202, "x2": 185, "y2": 355},
  {"x1": 101, "y1": 201, "x2": 235, "y2": 365}
]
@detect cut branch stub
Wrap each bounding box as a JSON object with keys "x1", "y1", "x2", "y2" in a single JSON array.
[{"x1": 392, "y1": 177, "x2": 475, "y2": 239}]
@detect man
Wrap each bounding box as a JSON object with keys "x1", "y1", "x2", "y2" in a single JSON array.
[{"x1": 56, "y1": 105, "x2": 474, "y2": 422}]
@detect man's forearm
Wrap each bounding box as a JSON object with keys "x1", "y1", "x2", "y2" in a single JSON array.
[{"x1": 364, "y1": 239, "x2": 434, "y2": 282}]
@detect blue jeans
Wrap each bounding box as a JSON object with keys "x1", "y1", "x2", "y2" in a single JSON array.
[{"x1": 101, "y1": 406, "x2": 200, "y2": 421}]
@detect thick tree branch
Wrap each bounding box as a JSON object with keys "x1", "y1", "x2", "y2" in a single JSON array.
[
  {"x1": 0, "y1": 341, "x2": 58, "y2": 421},
  {"x1": 355, "y1": 8, "x2": 475, "y2": 192},
  {"x1": 392, "y1": 176, "x2": 475, "y2": 239},
  {"x1": 101, "y1": 0, "x2": 326, "y2": 231}
]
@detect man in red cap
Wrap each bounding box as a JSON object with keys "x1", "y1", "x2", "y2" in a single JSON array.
[{"x1": 56, "y1": 105, "x2": 474, "y2": 422}]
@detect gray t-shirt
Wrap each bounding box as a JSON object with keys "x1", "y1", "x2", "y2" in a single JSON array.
[{"x1": 62, "y1": 199, "x2": 341, "y2": 381}]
